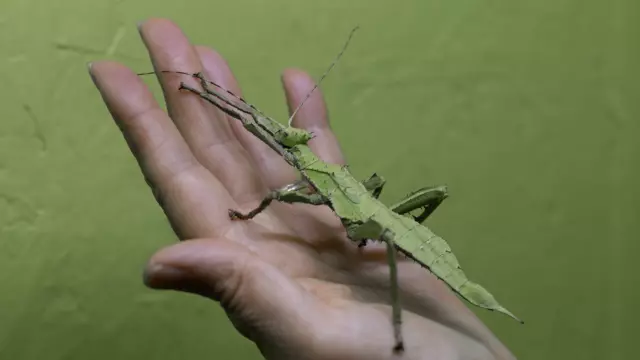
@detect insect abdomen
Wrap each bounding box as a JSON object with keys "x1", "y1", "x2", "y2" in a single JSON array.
[{"x1": 381, "y1": 210, "x2": 522, "y2": 322}]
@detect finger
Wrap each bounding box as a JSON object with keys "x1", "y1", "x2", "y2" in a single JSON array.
[
  {"x1": 195, "y1": 46, "x2": 297, "y2": 190},
  {"x1": 138, "y1": 18, "x2": 264, "y2": 203},
  {"x1": 282, "y1": 69, "x2": 346, "y2": 165},
  {"x1": 144, "y1": 239, "x2": 321, "y2": 345},
  {"x1": 277, "y1": 69, "x2": 348, "y2": 237},
  {"x1": 89, "y1": 61, "x2": 235, "y2": 238}
]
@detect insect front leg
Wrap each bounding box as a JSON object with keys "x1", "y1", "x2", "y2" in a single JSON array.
[
  {"x1": 178, "y1": 81, "x2": 246, "y2": 119},
  {"x1": 229, "y1": 181, "x2": 327, "y2": 220},
  {"x1": 191, "y1": 72, "x2": 256, "y2": 113},
  {"x1": 389, "y1": 185, "x2": 448, "y2": 224},
  {"x1": 178, "y1": 80, "x2": 289, "y2": 156}
]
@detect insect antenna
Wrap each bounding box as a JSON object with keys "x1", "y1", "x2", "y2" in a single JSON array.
[
  {"x1": 137, "y1": 25, "x2": 359, "y2": 125},
  {"x1": 287, "y1": 25, "x2": 359, "y2": 126}
]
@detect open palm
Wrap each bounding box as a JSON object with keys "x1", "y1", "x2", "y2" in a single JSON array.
[{"x1": 90, "y1": 18, "x2": 515, "y2": 360}]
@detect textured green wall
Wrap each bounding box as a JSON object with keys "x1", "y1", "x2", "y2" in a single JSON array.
[{"x1": 1, "y1": 1, "x2": 638, "y2": 359}]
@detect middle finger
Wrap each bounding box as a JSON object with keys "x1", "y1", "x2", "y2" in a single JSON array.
[
  {"x1": 138, "y1": 19, "x2": 265, "y2": 203},
  {"x1": 194, "y1": 46, "x2": 299, "y2": 192}
]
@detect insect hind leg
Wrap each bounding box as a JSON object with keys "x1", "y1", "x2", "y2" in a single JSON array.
[
  {"x1": 380, "y1": 229, "x2": 405, "y2": 353},
  {"x1": 390, "y1": 185, "x2": 448, "y2": 224}
]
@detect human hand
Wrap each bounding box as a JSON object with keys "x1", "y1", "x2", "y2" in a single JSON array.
[{"x1": 89, "y1": 18, "x2": 516, "y2": 360}]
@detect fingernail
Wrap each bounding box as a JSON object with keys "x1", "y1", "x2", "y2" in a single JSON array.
[{"x1": 143, "y1": 263, "x2": 187, "y2": 288}]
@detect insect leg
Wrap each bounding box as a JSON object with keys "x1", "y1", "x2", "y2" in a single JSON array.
[
  {"x1": 361, "y1": 173, "x2": 386, "y2": 199},
  {"x1": 342, "y1": 221, "x2": 405, "y2": 351},
  {"x1": 380, "y1": 229, "x2": 405, "y2": 353},
  {"x1": 352, "y1": 173, "x2": 387, "y2": 247},
  {"x1": 228, "y1": 181, "x2": 327, "y2": 220},
  {"x1": 389, "y1": 185, "x2": 448, "y2": 224},
  {"x1": 191, "y1": 72, "x2": 257, "y2": 114},
  {"x1": 178, "y1": 81, "x2": 246, "y2": 119},
  {"x1": 178, "y1": 81, "x2": 288, "y2": 156},
  {"x1": 360, "y1": 185, "x2": 447, "y2": 249}
]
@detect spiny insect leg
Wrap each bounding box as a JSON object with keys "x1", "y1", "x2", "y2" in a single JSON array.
[
  {"x1": 347, "y1": 222, "x2": 405, "y2": 351},
  {"x1": 178, "y1": 81, "x2": 287, "y2": 156},
  {"x1": 389, "y1": 185, "x2": 448, "y2": 224},
  {"x1": 229, "y1": 182, "x2": 328, "y2": 220},
  {"x1": 381, "y1": 229, "x2": 405, "y2": 353},
  {"x1": 177, "y1": 82, "x2": 245, "y2": 119},
  {"x1": 191, "y1": 72, "x2": 257, "y2": 115},
  {"x1": 139, "y1": 69, "x2": 266, "y2": 116}
]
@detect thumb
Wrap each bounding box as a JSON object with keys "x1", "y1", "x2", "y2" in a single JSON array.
[{"x1": 142, "y1": 238, "x2": 316, "y2": 344}]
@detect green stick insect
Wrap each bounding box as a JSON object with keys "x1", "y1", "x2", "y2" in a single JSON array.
[{"x1": 139, "y1": 26, "x2": 522, "y2": 353}]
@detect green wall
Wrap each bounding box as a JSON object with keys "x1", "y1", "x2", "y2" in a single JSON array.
[{"x1": 1, "y1": 1, "x2": 638, "y2": 359}]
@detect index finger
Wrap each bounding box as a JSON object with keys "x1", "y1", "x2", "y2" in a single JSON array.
[{"x1": 89, "y1": 61, "x2": 237, "y2": 238}]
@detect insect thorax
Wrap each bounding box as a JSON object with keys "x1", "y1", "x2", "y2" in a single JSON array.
[{"x1": 274, "y1": 128, "x2": 314, "y2": 147}]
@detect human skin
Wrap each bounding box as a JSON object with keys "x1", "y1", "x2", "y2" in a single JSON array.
[{"x1": 88, "y1": 18, "x2": 516, "y2": 360}]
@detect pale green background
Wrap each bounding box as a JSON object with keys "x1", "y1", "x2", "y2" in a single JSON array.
[{"x1": 1, "y1": 0, "x2": 638, "y2": 359}]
